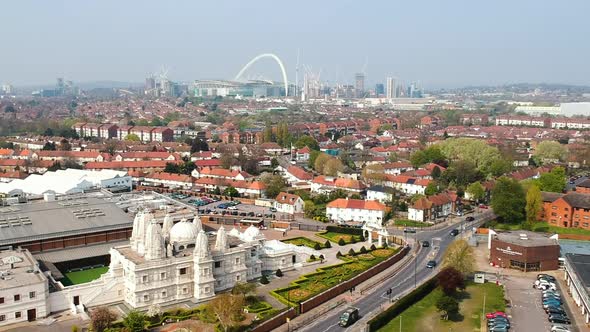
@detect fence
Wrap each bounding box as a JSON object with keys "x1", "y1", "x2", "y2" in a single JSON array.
[{"x1": 248, "y1": 307, "x2": 297, "y2": 332}]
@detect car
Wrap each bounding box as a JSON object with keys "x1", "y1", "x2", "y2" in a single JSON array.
[
  {"x1": 544, "y1": 300, "x2": 562, "y2": 308},
  {"x1": 422, "y1": 241, "x2": 430, "y2": 247},
  {"x1": 339, "y1": 307, "x2": 360, "y2": 327},
  {"x1": 403, "y1": 228, "x2": 417, "y2": 233},
  {"x1": 485, "y1": 311, "x2": 507, "y2": 319},
  {"x1": 544, "y1": 304, "x2": 564, "y2": 313},
  {"x1": 227, "y1": 206, "x2": 237, "y2": 210},
  {"x1": 247, "y1": 212, "x2": 255, "y2": 217},
  {"x1": 551, "y1": 325, "x2": 571, "y2": 332},
  {"x1": 487, "y1": 319, "x2": 510, "y2": 329},
  {"x1": 466, "y1": 216, "x2": 475, "y2": 222},
  {"x1": 543, "y1": 297, "x2": 562, "y2": 304},
  {"x1": 543, "y1": 294, "x2": 562, "y2": 301},
  {"x1": 548, "y1": 314, "x2": 571, "y2": 324},
  {"x1": 269, "y1": 207, "x2": 277, "y2": 212},
  {"x1": 488, "y1": 327, "x2": 508, "y2": 332},
  {"x1": 538, "y1": 274, "x2": 557, "y2": 282},
  {"x1": 256, "y1": 213, "x2": 263, "y2": 217},
  {"x1": 450, "y1": 229, "x2": 459, "y2": 236},
  {"x1": 546, "y1": 307, "x2": 567, "y2": 316},
  {"x1": 488, "y1": 322, "x2": 509, "y2": 330},
  {"x1": 478, "y1": 204, "x2": 488, "y2": 209},
  {"x1": 426, "y1": 260, "x2": 437, "y2": 268}
]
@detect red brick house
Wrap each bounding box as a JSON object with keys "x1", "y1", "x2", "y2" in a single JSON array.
[{"x1": 541, "y1": 192, "x2": 590, "y2": 230}]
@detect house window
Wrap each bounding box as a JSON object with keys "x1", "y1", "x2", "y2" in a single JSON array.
[
  {"x1": 235, "y1": 258, "x2": 240, "y2": 264},
  {"x1": 205, "y1": 286, "x2": 210, "y2": 293},
  {"x1": 15, "y1": 312, "x2": 21, "y2": 319},
  {"x1": 0, "y1": 315, "x2": 5, "y2": 322},
  {"x1": 143, "y1": 294, "x2": 149, "y2": 302},
  {"x1": 179, "y1": 267, "x2": 187, "y2": 275},
  {"x1": 214, "y1": 261, "x2": 221, "y2": 268},
  {"x1": 161, "y1": 291, "x2": 167, "y2": 298},
  {"x1": 142, "y1": 275, "x2": 148, "y2": 283},
  {"x1": 236, "y1": 275, "x2": 241, "y2": 281},
  {"x1": 160, "y1": 272, "x2": 166, "y2": 280},
  {"x1": 182, "y1": 287, "x2": 188, "y2": 294},
  {"x1": 551, "y1": 212, "x2": 557, "y2": 216},
  {"x1": 14, "y1": 294, "x2": 20, "y2": 302},
  {"x1": 552, "y1": 206, "x2": 557, "y2": 210},
  {"x1": 29, "y1": 292, "x2": 35, "y2": 299},
  {"x1": 0, "y1": 297, "x2": 4, "y2": 304}
]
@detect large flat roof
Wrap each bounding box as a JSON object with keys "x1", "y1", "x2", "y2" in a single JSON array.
[
  {"x1": 566, "y1": 253, "x2": 590, "y2": 290},
  {"x1": 0, "y1": 248, "x2": 47, "y2": 289},
  {"x1": 0, "y1": 196, "x2": 133, "y2": 246},
  {"x1": 493, "y1": 230, "x2": 558, "y2": 247}
]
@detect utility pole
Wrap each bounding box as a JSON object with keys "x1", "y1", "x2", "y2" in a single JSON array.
[
  {"x1": 482, "y1": 290, "x2": 486, "y2": 322},
  {"x1": 399, "y1": 315, "x2": 402, "y2": 332},
  {"x1": 414, "y1": 232, "x2": 417, "y2": 288}
]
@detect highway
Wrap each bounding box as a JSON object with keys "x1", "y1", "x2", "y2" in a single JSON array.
[{"x1": 297, "y1": 210, "x2": 495, "y2": 332}]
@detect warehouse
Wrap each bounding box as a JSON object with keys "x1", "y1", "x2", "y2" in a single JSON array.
[{"x1": 488, "y1": 230, "x2": 560, "y2": 271}]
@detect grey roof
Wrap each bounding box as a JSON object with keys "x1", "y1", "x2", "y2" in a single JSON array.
[
  {"x1": 34, "y1": 240, "x2": 129, "y2": 263},
  {"x1": 367, "y1": 185, "x2": 397, "y2": 194},
  {"x1": 541, "y1": 191, "x2": 565, "y2": 203},
  {"x1": 494, "y1": 230, "x2": 559, "y2": 247},
  {"x1": 576, "y1": 179, "x2": 590, "y2": 188},
  {"x1": 565, "y1": 253, "x2": 590, "y2": 288},
  {"x1": 563, "y1": 193, "x2": 590, "y2": 209},
  {"x1": 0, "y1": 197, "x2": 133, "y2": 246}
]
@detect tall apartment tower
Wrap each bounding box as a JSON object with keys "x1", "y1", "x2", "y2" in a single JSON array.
[
  {"x1": 355, "y1": 73, "x2": 365, "y2": 98},
  {"x1": 386, "y1": 77, "x2": 396, "y2": 99}
]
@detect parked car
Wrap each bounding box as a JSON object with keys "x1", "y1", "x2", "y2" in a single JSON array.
[
  {"x1": 543, "y1": 300, "x2": 562, "y2": 308},
  {"x1": 426, "y1": 260, "x2": 437, "y2": 268},
  {"x1": 487, "y1": 322, "x2": 509, "y2": 330},
  {"x1": 228, "y1": 206, "x2": 237, "y2": 210},
  {"x1": 339, "y1": 307, "x2": 360, "y2": 327},
  {"x1": 548, "y1": 314, "x2": 571, "y2": 324},
  {"x1": 403, "y1": 228, "x2": 417, "y2": 233},
  {"x1": 422, "y1": 241, "x2": 430, "y2": 247},
  {"x1": 466, "y1": 216, "x2": 475, "y2": 222},
  {"x1": 544, "y1": 304, "x2": 564, "y2": 313},
  {"x1": 487, "y1": 318, "x2": 510, "y2": 329},
  {"x1": 269, "y1": 207, "x2": 277, "y2": 212},
  {"x1": 538, "y1": 274, "x2": 557, "y2": 283},
  {"x1": 551, "y1": 325, "x2": 571, "y2": 332},
  {"x1": 450, "y1": 229, "x2": 459, "y2": 236},
  {"x1": 485, "y1": 311, "x2": 507, "y2": 319},
  {"x1": 488, "y1": 327, "x2": 508, "y2": 332},
  {"x1": 546, "y1": 307, "x2": 567, "y2": 316}
]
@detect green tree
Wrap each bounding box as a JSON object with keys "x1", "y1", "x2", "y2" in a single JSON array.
[
  {"x1": 263, "y1": 121, "x2": 273, "y2": 142},
  {"x1": 442, "y1": 239, "x2": 474, "y2": 275},
  {"x1": 262, "y1": 174, "x2": 287, "y2": 199},
  {"x1": 534, "y1": 141, "x2": 568, "y2": 163},
  {"x1": 270, "y1": 157, "x2": 279, "y2": 169},
  {"x1": 425, "y1": 182, "x2": 439, "y2": 196},
  {"x1": 437, "y1": 138, "x2": 504, "y2": 175},
  {"x1": 125, "y1": 133, "x2": 140, "y2": 141},
  {"x1": 294, "y1": 135, "x2": 319, "y2": 150},
  {"x1": 431, "y1": 165, "x2": 442, "y2": 179},
  {"x1": 410, "y1": 146, "x2": 446, "y2": 168},
  {"x1": 538, "y1": 166, "x2": 566, "y2": 193},
  {"x1": 491, "y1": 176, "x2": 525, "y2": 223},
  {"x1": 210, "y1": 293, "x2": 245, "y2": 332},
  {"x1": 304, "y1": 200, "x2": 316, "y2": 218},
  {"x1": 526, "y1": 184, "x2": 543, "y2": 223},
  {"x1": 308, "y1": 150, "x2": 321, "y2": 168},
  {"x1": 436, "y1": 294, "x2": 459, "y2": 320},
  {"x1": 223, "y1": 186, "x2": 239, "y2": 197},
  {"x1": 123, "y1": 311, "x2": 146, "y2": 332},
  {"x1": 313, "y1": 153, "x2": 332, "y2": 174},
  {"x1": 220, "y1": 151, "x2": 235, "y2": 169},
  {"x1": 323, "y1": 158, "x2": 344, "y2": 176},
  {"x1": 466, "y1": 181, "x2": 485, "y2": 203}
]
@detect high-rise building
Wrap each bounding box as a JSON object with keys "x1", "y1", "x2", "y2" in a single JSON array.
[
  {"x1": 375, "y1": 83, "x2": 384, "y2": 96},
  {"x1": 386, "y1": 77, "x2": 396, "y2": 99},
  {"x1": 355, "y1": 73, "x2": 365, "y2": 98}
]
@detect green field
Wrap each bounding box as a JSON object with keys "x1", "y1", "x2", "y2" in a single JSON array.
[
  {"x1": 316, "y1": 231, "x2": 362, "y2": 245},
  {"x1": 378, "y1": 282, "x2": 505, "y2": 332},
  {"x1": 61, "y1": 267, "x2": 109, "y2": 286},
  {"x1": 489, "y1": 221, "x2": 590, "y2": 236},
  {"x1": 282, "y1": 237, "x2": 326, "y2": 249},
  {"x1": 393, "y1": 219, "x2": 431, "y2": 228}
]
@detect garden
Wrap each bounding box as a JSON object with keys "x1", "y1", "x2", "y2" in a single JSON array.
[
  {"x1": 282, "y1": 236, "x2": 331, "y2": 250},
  {"x1": 271, "y1": 246, "x2": 399, "y2": 305},
  {"x1": 316, "y1": 225, "x2": 365, "y2": 246},
  {"x1": 392, "y1": 219, "x2": 431, "y2": 228}
]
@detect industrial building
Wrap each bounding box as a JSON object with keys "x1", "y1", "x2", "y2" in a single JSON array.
[{"x1": 192, "y1": 79, "x2": 285, "y2": 98}]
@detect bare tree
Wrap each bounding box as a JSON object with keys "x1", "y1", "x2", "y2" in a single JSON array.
[
  {"x1": 210, "y1": 293, "x2": 245, "y2": 332},
  {"x1": 90, "y1": 306, "x2": 117, "y2": 332}
]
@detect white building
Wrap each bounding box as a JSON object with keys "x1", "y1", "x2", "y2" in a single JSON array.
[
  {"x1": 0, "y1": 249, "x2": 49, "y2": 327},
  {"x1": 366, "y1": 185, "x2": 396, "y2": 203},
  {"x1": 274, "y1": 192, "x2": 304, "y2": 215},
  {"x1": 326, "y1": 198, "x2": 388, "y2": 225}
]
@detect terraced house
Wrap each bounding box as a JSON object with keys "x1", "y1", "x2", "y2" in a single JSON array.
[{"x1": 541, "y1": 192, "x2": 590, "y2": 230}]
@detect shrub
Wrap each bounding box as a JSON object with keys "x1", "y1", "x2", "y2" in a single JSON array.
[
  {"x1": 338, "y1": 238, "x2": 346, "y2": 246},
  {"x1": 336, "y1": 251, "x2": 342, "y2": 257},
  {"x1": 309, "y1": 254, "x2": 316, "y2": 261},
  {"x1": 260, "y1": 275, "x2": 269, "y2": 284},
  {"x1": 72, "y1": 326, "x2": 78, "y2": 332},
  {"x1": 325, "y1": 240, "x2": 332, "y2": 248},
  {"x1": 360, "y1": 246, "x2": 367, "y2": 253},
  {"x1": 319, "y1": 254, "x2": 324, "y2": 260},
  {"x1": 276, "y1": 269, "x2": 283, "y2": 277},
  {"x1": 370, "y1": 244, "x2": 377, "y2": 250},
  {"x1": 313, "y1": 243, "x2": 322, "y2": 250},
  {"x1": 348, "y1": 248, "x2": 356, "y2": 256},
  {"x1": 326, "y1": 226, "x2": 363, "y2": 235},
  {"x1": 382, "y1": 241, "x2": 388, "y2": 248},
  {"x1": 351, "y1": 236, "x2": 357, "y2": 244},
  {"x1": 360, "y1": 234, "x2": 366, "y2": 242}
]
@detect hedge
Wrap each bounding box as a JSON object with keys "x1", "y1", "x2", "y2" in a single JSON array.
[
  {"x1": 246, "y1": 301, "x2": 273, "y2": 314},
  {"x1": 326, "y1": 225, "x2": 364, "y2": 235},
  {"x1": 367, "y1": 276, "x2": 438, "y2": 331}
]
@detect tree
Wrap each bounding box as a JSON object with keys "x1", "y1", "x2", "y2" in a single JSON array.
[
  {"x1": 308, "y1": 150, "x2": 321, "y2": 168},
  {"x1": 189, "y1": 138, "x2": 209, "y2": 153},
  {"x1": 304, "y1": 200, "x2": 316, "y2": 218},
  {"x1": 122, "y1": 310, "x2": 146, "y2": 332},
  {"x1": 425, "y1": 182, "x2": 439, "y2": 196},
  {"x1": 526, "y1": 184, "x2": 542, "y2": 223},
  {"x1": 410, "y1": 146, "x2": 446, "y2": 168},
  {"x1": 437, "y1": 138, "x2": 504, "y2": 176},
  {"x1": 263, "y1": 121, "x2": 273, "y2": 143},
  {"x1": 534, "y1": 141, "x2": 568, "y2": 163},
  {"x1": 323, "y1": 158, "x2": 344, "y2": 176},
  {"x1": 164, "y1": 162, "x2": 181, "y2": 174},
  {"x1": 294, "y1": 135, "x2": 319, "y2": 150},
  {"x1": 210, "y1": 293, "x2": 245, "y2": 332},
  {"x1": 436, "y1": 294, "x2": 459, "y2": 320},
  {"x1": 262, "y1": 174, "x2": 287, "y2": 198},
  {"x1": 43, "y1": 128, "x2": 54, "y2": 136},
  {"x1": 231, "y1": 282, "x2": 256, "y2": 297},
  {"x1": 270, "y1": 157, "x2": 279, "y2": 169},
  {"x1": 276, "y1": 269, "x2": 283, "y2": 277},
  {"x1": 362, "y1": 164, "x2": 386, "y2": 184},
  {"x1": 491, "y1": 176, "x2": 525, "y2": 223},
  {"x1": 431, "y1": 166, "x2": 442, "y2": 179},
  {"x1": 42, "y1": 142, "x2": 56, "y2": 151},
  {"x1": 313, "y1": 153, "x2": 332, "y2": 174},
  {"x1": 466, "y1": 181, "x2": 485, "y2": 203},
  {"x1": 260, "y1": 275, "x2": 269, "y2": 284},
  {"x1": 90, "y1": 307, "x2": 117, "y2": 332},
  {"x1": 125, "y1": 133, "x2": 140, "y2": 142},
  {"x1": 538, "y1": 166, "x2": 566, "y2": 193},
  {"x1": 437, "y1": 267, "x2": 465, "y2": 295},
  {"x1": 223, "y1": 186, "x2": 239, "y2": 197},
  {"x1": 442, "y1": 239, "x2": 474, "y2": 275},
  {"x1": 220, "y1": 151, "x2": 235, "y2": 169}
]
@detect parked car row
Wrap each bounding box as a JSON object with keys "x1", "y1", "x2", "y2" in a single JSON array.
[
  {"x1": 486, "y1": 311, "x2": 509, "y2": 331},
  {"x1": 187, "y1": 196, "x2": 217, "y2": 207},
  {"x1": 534, "y1": 274, "x2": 572, "y2": 329},
  {"x1": 217, "y1": 201, "x2": 241, "y2": 209}
]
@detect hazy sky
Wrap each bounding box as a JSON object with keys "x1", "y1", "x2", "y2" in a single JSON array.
[{"x1": 1, "y1": 0, "x2": 589, "y2": 88}]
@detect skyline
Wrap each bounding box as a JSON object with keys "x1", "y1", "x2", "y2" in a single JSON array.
[{"x1": 1, "y1": 0, "x2": 590, "y2": 88}]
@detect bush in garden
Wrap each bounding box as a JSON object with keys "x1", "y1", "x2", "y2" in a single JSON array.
[
  {"x1": 338, "y1": 238, "x2": 346, "y2": 246},
  {"x1": 325, "y1": 240, "x2": 332, "y2": 248},
  {"x1": 314, "y1": 243, "x2": 322, "y2": 250},
  {"x1": 276, "y1": 269, "x2": 283, "y2": 277},
  {"x1": 260, "y1": 275, "x2": 269, "y2": 284},
  {"x1": 348, "y1": 248, "x2": 356, "y2": 256},
  {"x1": 360, "y1": 246, "x2": 367, "y2": 253}
]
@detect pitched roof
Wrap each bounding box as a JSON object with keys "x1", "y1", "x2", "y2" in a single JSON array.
[
  {"x1": 411, "y1": 197, "x2": 433, "y2": 210},
  {"x1": 275, "y1": 192, "x2": 302, "y2": 205},
  {"x1": 326, "y1": 198, "x2": 387, "y2": 211},
  {"x1": 561, "y1": 192, "x2": 590, "y2": 209},
  {"x1": 312, "y1": 176, "x2": 366, "y2": 190},
  {"x1": 84, "y1": 160, "x2": 177, "y2": 169},
  {"x1": 541, "y1": 191, "x2": 565, "y2": 203},
  {"x1": 286, "y1": 165, "x2": 313, "y2": 180},
  {"x1": 576, "y1": 179, "x2": 590, "y2": 189},
  {"x1": 146, "y1": 172, "x2": 193, "y2": 183}
]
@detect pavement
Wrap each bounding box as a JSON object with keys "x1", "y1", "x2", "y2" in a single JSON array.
[{"x1": 274, "y1": 210, "x2": 495, "y2": 332}]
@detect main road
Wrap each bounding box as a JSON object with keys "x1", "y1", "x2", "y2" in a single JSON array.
[{"x1": 297, "y1": 210, "x2": 495, "y2": 332}]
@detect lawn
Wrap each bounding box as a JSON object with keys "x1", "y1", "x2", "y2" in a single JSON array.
[
  {"x1": 282, "y1": 236, "x2": 327, "y2": 249},
  {"x1": 378, "y1": 282, "x2": 505, "y2": 332},
  {"x1": 61, "y1": 266, "x2": 109, "y2": 286},
  {"x1": 316, "y1": 231, "x2": 363, "y2": 245},
  {"x1": 393, "y1": 219, "x2": 431, "y2": 228},
  {"x1": 489, "y1": 221, "x2": 590, "y2": 236},
  {"x1": 271, "y1": 247, "x2": 399, "y2": 305}
]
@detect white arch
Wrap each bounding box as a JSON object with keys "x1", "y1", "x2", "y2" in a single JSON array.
[{"x1": 235, "y1": 53, "x2": 288, "y2": 96}]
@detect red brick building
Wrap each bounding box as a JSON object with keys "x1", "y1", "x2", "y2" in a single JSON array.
[
  {"x1": 575, "y1": 179, "x2": 590, "y2": 194},
  {"x1": 541, "y1": 192, "x2": 590, "y2": 230},
  {"x1": 489, "y1": 230, "x2": 560, "y2": 271}
]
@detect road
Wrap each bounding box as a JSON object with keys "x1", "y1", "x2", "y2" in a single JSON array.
[{"x1": 298, "y1": 210, "x2": 495, "y2": 332}]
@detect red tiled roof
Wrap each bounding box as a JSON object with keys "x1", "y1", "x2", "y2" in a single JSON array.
[
  {"x1": 286, "y1": 165, "x2": 313, "y2": 181},
  {"x1": 35, "y1": 151, "x2": 101, "y2": 158},
  {"x1": 84, "y1": 160, "x2": 178, "y2": 169},
  {"x1": 0, "y1": 149, "x2": 14, "y2": 156},
  {"x1": 0, "y1": 159, "x2": 26, "y2": 167},
  {"x1": 275, "y1": 192, "x2": 301, "y2": 205},
  {"x1": 146, "y1": 172, "x2": 193, "y2": 183},
  {"x1": 194, "y1": 159, "x2": 221, "y2": 167},
  {"x1": 120, "y1": 151, "x2": 179, "y2": 160},
  {"x1": 312, "y1": 176, "x2": 366, "y2": 190},
  {"x1": 327, "y1": 198, "x2": 387, "y2": 211}
]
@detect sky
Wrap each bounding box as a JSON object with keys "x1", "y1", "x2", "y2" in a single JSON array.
[{"x1": 1, "y1": 0, "x2": 589, "y2": 88}]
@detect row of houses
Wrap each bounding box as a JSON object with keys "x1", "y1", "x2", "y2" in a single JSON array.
[
  {"x1": 73, "y1": 123, "x2": 174, "y2": 142},
  {"x1": 496, "y1": 115, "x2": 590, "y2": 129}
]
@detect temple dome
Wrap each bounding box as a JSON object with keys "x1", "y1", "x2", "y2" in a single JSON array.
[
  {"x1": 169, "y1": 219, "x2": 198, "y2": 244},
  {"x1": 243, "y1": 225, "x2": 261, "y2": 241}
]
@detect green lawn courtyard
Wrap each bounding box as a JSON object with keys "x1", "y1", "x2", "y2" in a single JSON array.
[
  {"x1": 378, "y1": 282, "x2": 505, "y2": 332},
  {"x1": 316, "y1": 231, "x2": 363, "y2": 245},
  {"x1": 60, "y1": 266, "x2": 109, "y2": 286},
  {"x1": 282, "y1": 236, "x2": 328, "y2": 249}
]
